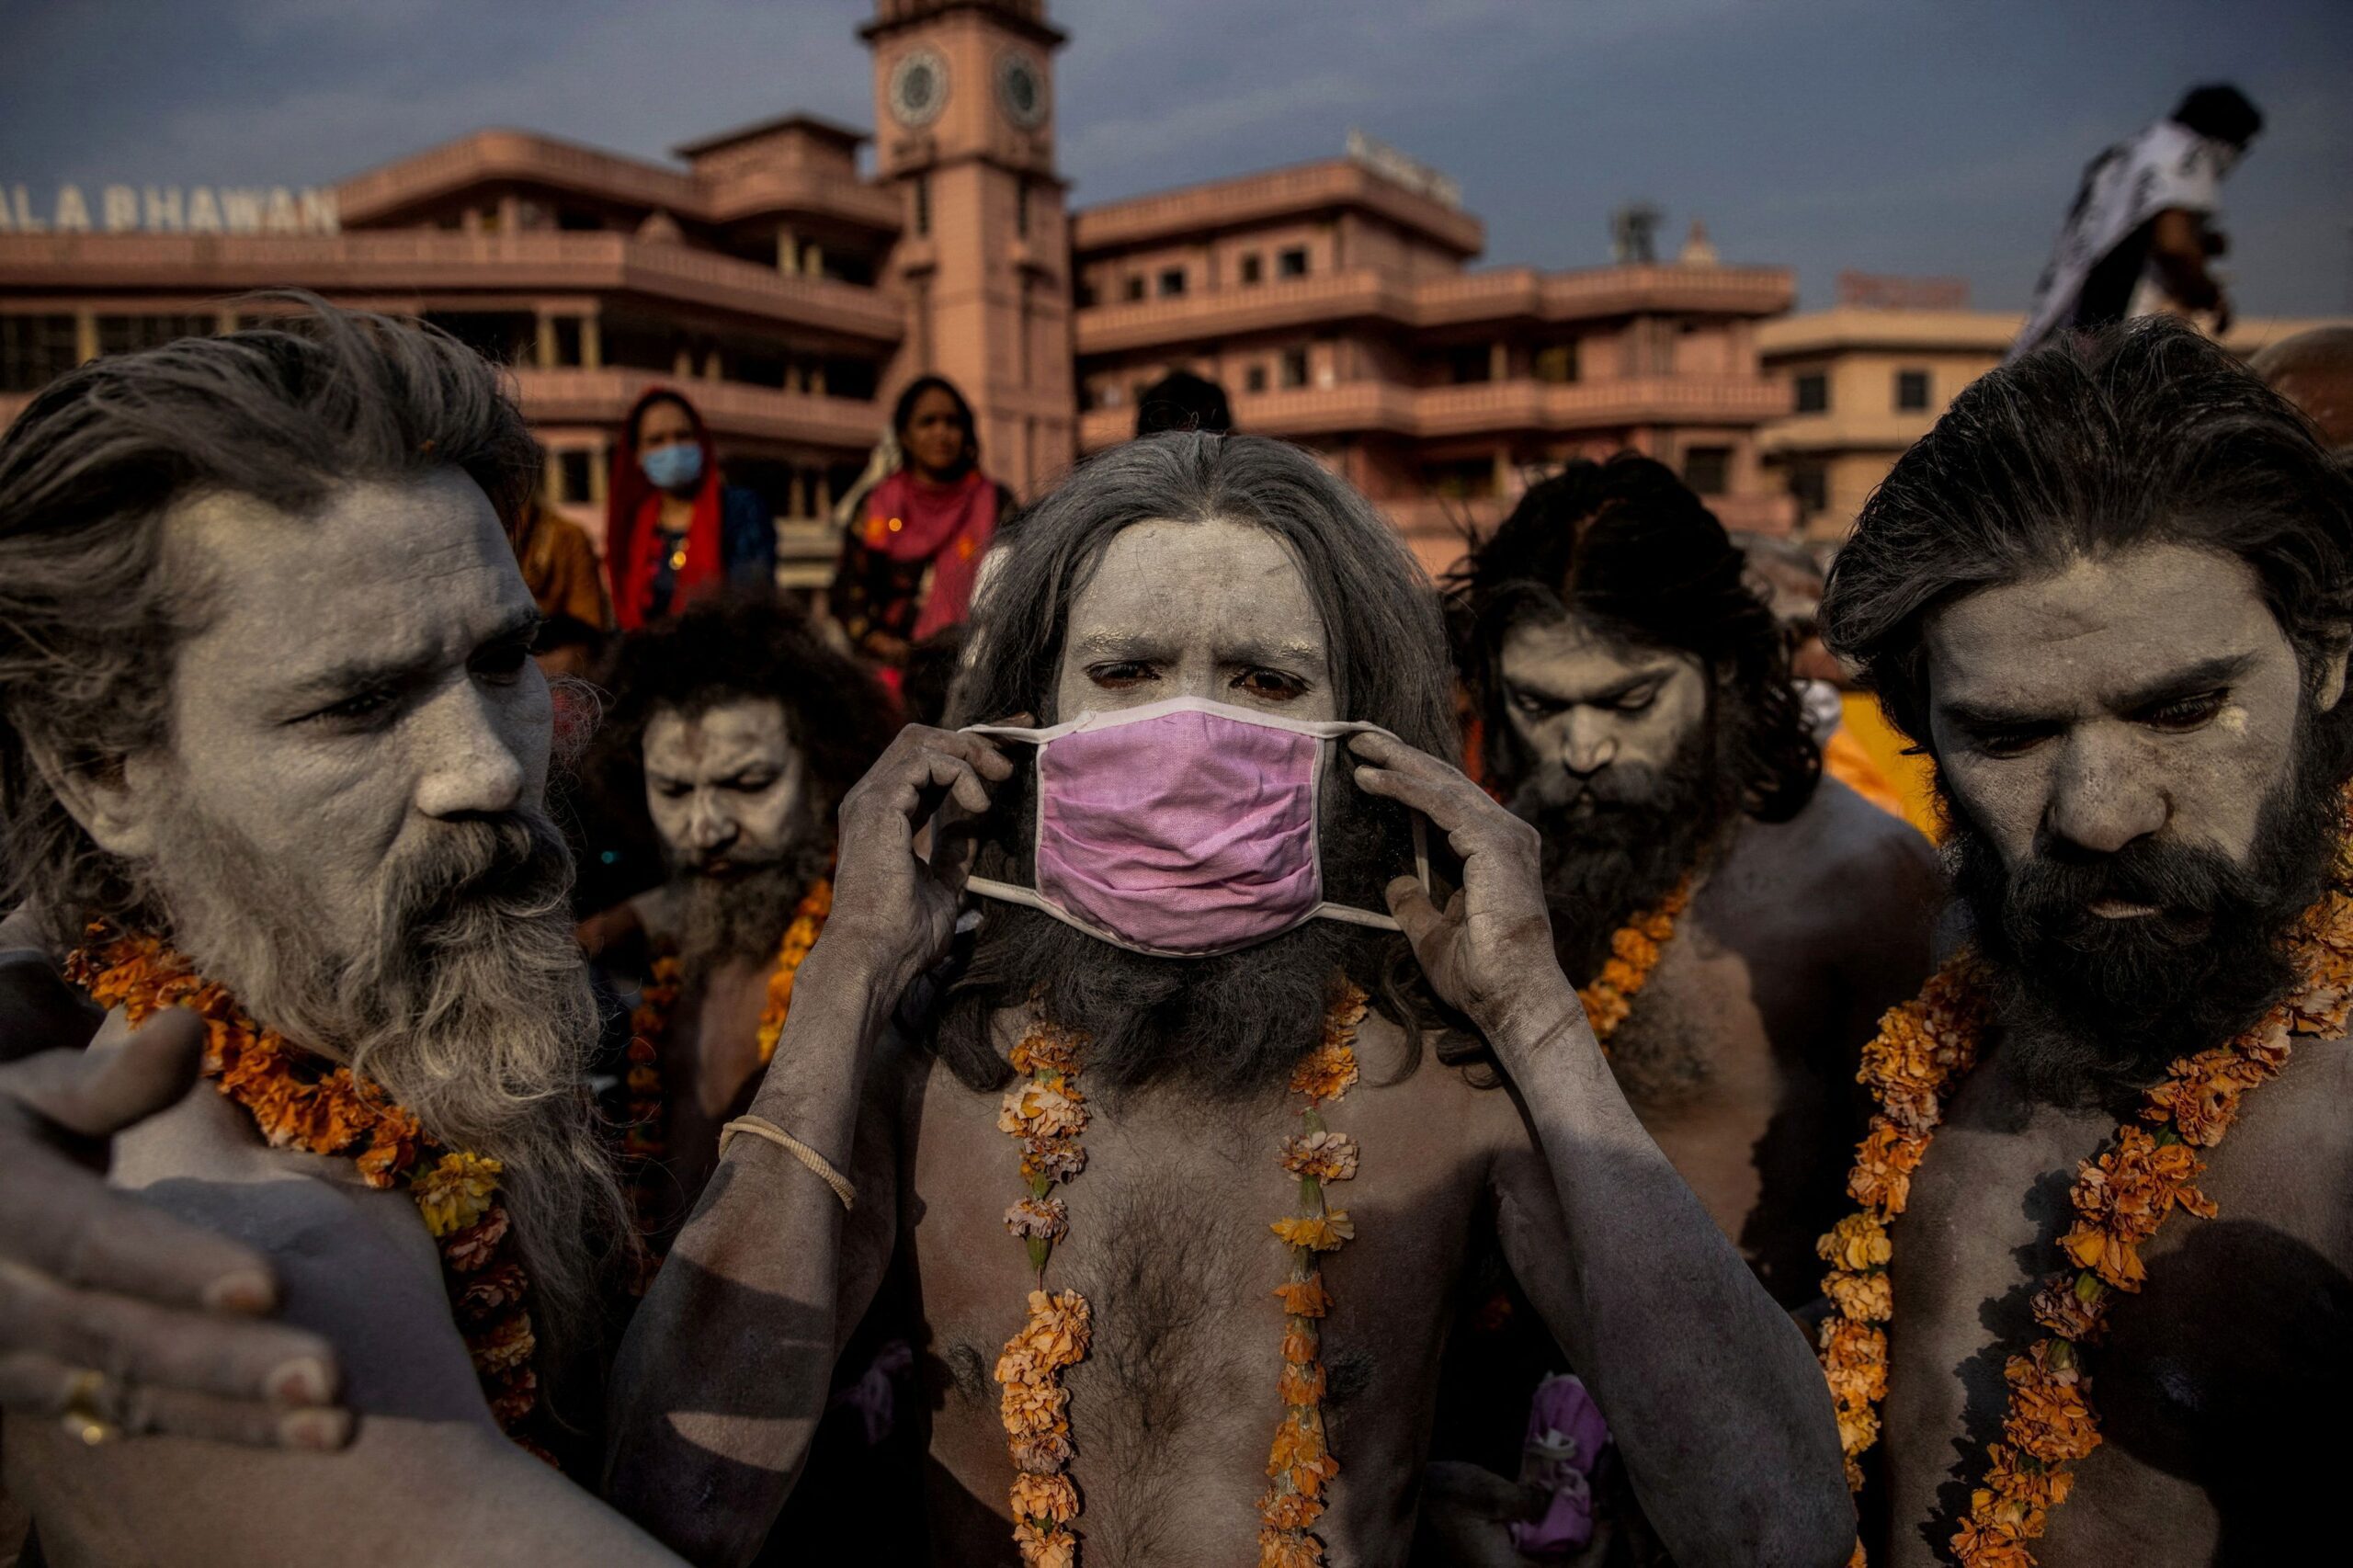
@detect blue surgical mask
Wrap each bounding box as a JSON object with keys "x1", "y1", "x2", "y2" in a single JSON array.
[{"x1": 641, "y1": 442, "x2": 704, "y2": 492}]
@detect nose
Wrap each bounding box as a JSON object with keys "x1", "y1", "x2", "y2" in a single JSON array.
[
  {"x1": 683, "y1": 795, "x2": 739, "y2": 856},
  {"x1": 2044, "y1": 731, "x2": 2166, "y2": 856},
  {"x1": 1559, "y1": 710, "x2": 1618, "y2": 778},
  {"x1": 412, "y1": 684, "x2": 529, "y2": 820}
]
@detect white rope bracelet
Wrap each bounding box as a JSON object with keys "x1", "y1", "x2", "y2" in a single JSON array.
[{"x1": 719, "y1": 1115, "x2": 857, "y2": 1210}]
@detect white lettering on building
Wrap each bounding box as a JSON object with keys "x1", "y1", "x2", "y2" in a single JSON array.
[{"x1": 0, "y1": 182, "x2": 342, "y2": 235}]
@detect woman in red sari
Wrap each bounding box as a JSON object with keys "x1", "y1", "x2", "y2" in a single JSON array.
[
  {"x1": 606, "y1": 388, "x2": 778, "y2": 631},
  {"x1": 827, "y1": 375, "x2": 1008, "y2": 670}
]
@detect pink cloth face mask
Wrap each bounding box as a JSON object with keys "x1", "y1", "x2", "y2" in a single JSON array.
[{"x1": 961, "y1": 697, "x2": 1421, "y2": 958}]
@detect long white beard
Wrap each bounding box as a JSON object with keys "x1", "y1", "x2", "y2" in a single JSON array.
[{"x1": 136, "y1": 795, "x2": 624, "y2": 1363}]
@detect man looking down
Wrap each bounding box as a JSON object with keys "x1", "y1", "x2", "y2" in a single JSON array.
[
  {"x1": 1819, "y1": 320, "x2": 2353, "y2": 1564},
  {"x1": 576, "y1": 596, "x2": 891, "y2": 1251},
  {"x1": 1450, "y1": 458, "x2": 1942, "y2": 1301}
]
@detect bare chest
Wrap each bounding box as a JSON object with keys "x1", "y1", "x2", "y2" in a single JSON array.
[
  {"x1": 1881, "y1": 1046, "x2": 2353, "y2": 1565},
  {"x1": 903, "y1": 1051, "x2": 1494, "y2": 1565}
]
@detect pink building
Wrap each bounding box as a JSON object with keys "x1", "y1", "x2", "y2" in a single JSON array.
[
  {"x1": 0, "y1": 0, "x2": 1794, "y2": 585},
  {"x1": 1074, "y1": 163, "x2": 1797, "y2": 569}
]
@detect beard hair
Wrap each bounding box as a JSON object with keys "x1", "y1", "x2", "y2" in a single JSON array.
[
  {"x1": 947, "y1": 772, "x2": 1415, "y2": 1103},
  {"x1": 669, "y1": 832, "x2": 829, "y2": 981},
  {"x1": 1947, "y1": 715, "x2": 2347, "y2": 1106},
  {"x1": 137, "y1": 794, "x2": 627, "y2": 1369},
  {"x1": 1501, "y1": 700, "x2": 1742, "y2": 985}
]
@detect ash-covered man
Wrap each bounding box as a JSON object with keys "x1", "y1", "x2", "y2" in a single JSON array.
[
  {"x1": 0, "y1": 306, "x2": 682, "y2": 1561},
  {"x1": 1817, "y1": 320, "x2": 2353, "y2": 1563},
  {"x1": 1450, "y1": 457, "x2": 1943, "y2": 1301},
  {"x1": 575, "y1": 595, "x2": 891, "y2": 1244},
  {"x1": 608, "y1": 434, "x2": 1851, "y2": 1566}
]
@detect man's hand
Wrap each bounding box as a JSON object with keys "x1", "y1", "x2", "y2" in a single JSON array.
[
  {"x1": 0, "y1": 1008, "x2": 349, "y2": 1447},
  {"x1": 824, "y1": 721, "x2": 1017, "y2": 997},
  {"x1": 1347, "y1": 732, "x2": 1574, "y2": 1040}
]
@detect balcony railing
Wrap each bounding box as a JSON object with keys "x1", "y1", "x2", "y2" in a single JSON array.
[
  {"x1": 0, "y1": 232, "x2": 904, "y2": 344},
  {"x1": 1073, "y1": 160, "x2": 1483, "y2": 256},
  {"x1": 1074, "y1": 263, "x2": 1795, "y2": 354},
  {"x1": 511, "y1": 368, "x2": 881, "y2": 449},
  {"x1": 335, "y1": 129, "x2": 901, "y2": 234},
  {"x1": 1081, "y1": 374, "x2": 1787, "y2": 449}
]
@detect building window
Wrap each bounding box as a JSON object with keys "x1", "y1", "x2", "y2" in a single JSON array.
[
  {"x1": 1446, "y1": 345, "x2": 1492, "y2": 385},
  {"x1": 1239, "y1": 252, "x2": 1263, "y2": 285},
  {"x1": 1245, "y1": 363, "x2": 1269, "y2": 394},
  {"x1": 1279, "y1": 347, "x2": 1310, "y2": 389},
  {"x1": 1894, "y1": 369, "x2": 1932, "y2": 412},
  {"x1": 1017, "y1": 179, "x2": 1030, "y2": 240},
  {"x1": 1158, "y1": 267, "x2": 1187, "y2": 298},
  {"x1": 1277, "y1": 246, "x2": 1309, "y2": 278},
  {"x1": 1683, "y1": 446, "x2": 1732, "y2": 497},
  {"x1": 557, "y1": 449, "x2": 595, "y2": 505},
  {"x1": 1424, "y1": 458, "x2": 1496, "y2": 501},
  {"x1": 96, "y1": 314, "x2": 217, "y2": 358},
  {"x1": 1075, "y1": 279, "x2": 1097, "y2": 309},
  {"x1": 914, "y1": 175, "x2": 931, "y2": 238},
  {"x1": 0, "y1": 313, "x2": 80, "y2": 392},
  {"x1": 1788, "y1": 461, "x2": 1828, "y2": 516},
  {"x1": 1124, "y1": 276, "x2": 1145, "y2": 302},
  {"x1": 1533, "y1": 342, "x2": 1579, "y2": 384},
  {"x1": 1793, "y1": 371, "x2": 1829, "y2": 415}
]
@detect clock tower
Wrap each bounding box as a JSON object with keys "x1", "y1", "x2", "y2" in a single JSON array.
[{"x1": 864, "y1": 0, "x2": 1074, "y2": 496}]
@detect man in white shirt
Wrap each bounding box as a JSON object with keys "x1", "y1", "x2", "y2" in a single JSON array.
[{"x1": 2011, "y1": 84, "x2": 2262, "y2": 361}]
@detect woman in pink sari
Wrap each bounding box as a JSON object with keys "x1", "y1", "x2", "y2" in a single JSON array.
[{"x1": 828, "y1": 375, "x2": 1008, "y2": 673}]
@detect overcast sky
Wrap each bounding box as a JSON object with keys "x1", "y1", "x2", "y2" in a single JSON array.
[{"x1": 2, "y1": 0, "x2": 2347, "y2": 313}]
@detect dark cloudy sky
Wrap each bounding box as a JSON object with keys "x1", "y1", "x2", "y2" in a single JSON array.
[{"x1": 2, "y1": 0, "x2": 2347, "y2": 312}]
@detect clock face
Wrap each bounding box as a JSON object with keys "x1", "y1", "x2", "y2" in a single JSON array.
[
  {"x1": 996, "y1": 50, "x2": 1048, "y2": 130},
  {"x1": 888, "y1": 48, "x2": 948, "y2": 129}
]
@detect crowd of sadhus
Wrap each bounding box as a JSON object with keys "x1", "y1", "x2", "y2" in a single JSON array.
[{"x1": 0, "y1": 304, "x2": 2349, "y2": 1568}]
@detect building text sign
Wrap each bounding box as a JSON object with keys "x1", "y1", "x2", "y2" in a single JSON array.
[{"x1": 0, "y1": 183, "x2": 340, "y2": 235}]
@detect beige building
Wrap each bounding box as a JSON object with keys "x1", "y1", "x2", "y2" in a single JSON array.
[
  {"x1": 1073, "y1": 171, "x2": 1797, "y2": 573},
  {"x1": 1759, "y1": 300, "x2": 2348, "y2": 540}
]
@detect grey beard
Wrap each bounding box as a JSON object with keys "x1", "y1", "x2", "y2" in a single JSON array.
[
  {"x1": 135, "y1": 794, "x2": 626, "y2": 1368},
  {"x1": 670, "y1": 842, "x2": 827, "y2": 980}
]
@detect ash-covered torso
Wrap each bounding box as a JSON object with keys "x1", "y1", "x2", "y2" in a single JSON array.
[
  {"x1": 1586, "y1": 778, "x2": 1939, "y2": 1303},
  {"x1": 1882, "y1": 1036, "x2": 2353, "y2": 1566},
  {"x1": 900, "y1": 1006, "x2": 1518, "y2": 1567}
]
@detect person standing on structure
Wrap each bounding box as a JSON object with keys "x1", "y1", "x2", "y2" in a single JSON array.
[{"x1": 2010, "y1": 84, "x2": 2262, "y2": 362}]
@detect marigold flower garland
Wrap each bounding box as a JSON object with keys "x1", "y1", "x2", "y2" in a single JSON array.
[
  {"x1": 995, "y1": 1018, "x2": 1093, "y2": 1568},
  {"x1": 1815, "y1": 813, "x2": 2353, "y2": 1568},
  {"x1": 1578, "y1": 877, "x2": 1691, "y2": 1044},
  {"x1": 64, "y1": 925, "x2": 550, "y2": 1451},
  {"x1": 620, "y1": 879, "x2": 831, "y2": 1275},
  {"x1": 1258, "y1": 979, "x2": 1369, "y2": 1568}
]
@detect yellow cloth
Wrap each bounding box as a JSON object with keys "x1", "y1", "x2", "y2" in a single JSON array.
[
  {"x1": 1838, "y1": 692, "x2": 1944, "y2": 842},
  {"x1": 517, "y1": 505, "x2": 613, "y2": 630}
]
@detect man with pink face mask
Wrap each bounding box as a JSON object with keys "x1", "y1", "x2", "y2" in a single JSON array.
[{"x1": 606, "y1": 434, "x2": 1851, "y2": 1566}]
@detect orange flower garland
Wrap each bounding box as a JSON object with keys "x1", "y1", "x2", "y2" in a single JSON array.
[
  {"x1": 620, "y1": 878, "x2": 831, "y2": 1272},
  {"x1": 995, "y1": 1019, "x2": 1093, "y2": 1568},
  {"x1": 1257, "y1": 980, "x2": 1368, "y2": 1568},
  {"x1": 1578, "y1": 877, "x2": 1692, "y2": 1044},
  {"x1": 1816, "y1": 812, "x2": 2353, "y2": 1567},
  {"x1": 64, "y1": 925, "x2": 550, "y2": 1451}
]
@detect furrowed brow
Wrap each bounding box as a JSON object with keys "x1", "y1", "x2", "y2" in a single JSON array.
[
  {"x1": 2110, "y1": 653, "x2": 2256, "y2": 713},
  {"x1": 281, "y1": 608, "x2": 541, "y2": 705},
  {"x1": 1938, "y1": 653, "x2": 2256, "y2": 734}
]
